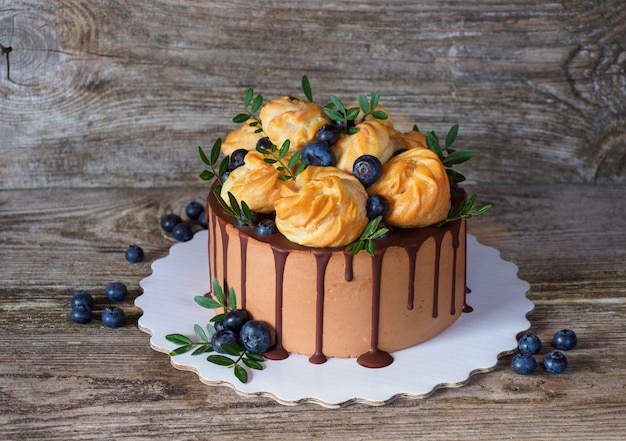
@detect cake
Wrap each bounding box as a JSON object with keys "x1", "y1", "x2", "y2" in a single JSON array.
[{"x1": 201, "y1": 78, "x2": 487, "y2": 368}]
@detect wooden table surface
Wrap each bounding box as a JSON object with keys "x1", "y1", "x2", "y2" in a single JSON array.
[{"x1": 1, "y1": 1, "x2": 625, "y2": 440}]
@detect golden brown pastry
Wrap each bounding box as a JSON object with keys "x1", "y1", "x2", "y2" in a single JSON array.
[
  {"x1": 259, "y1": 96, "x2": 330, "y2": 150},
  {"x1": 220, "y1": 118, "x2": 264, "y2": 156},
  {"x1": 273, "y1": 166, "x2": 368, "y2": 247},
  {"x1": 367, "y1": 148, "x2": 450, "y2": 227},
  {"x1": 332, "y1": 119, "x2": 394, "y2": 173},
  {"x1": 220, "y1": 151, "x2": 290, "y2": 213},
  {"x1": 389, "y1": 128, "x2": 427, "y2": 152}
]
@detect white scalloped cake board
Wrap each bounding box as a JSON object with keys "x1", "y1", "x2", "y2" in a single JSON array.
[{"x1": 136, "y1": 230, "x2": 532, "y2": 408}]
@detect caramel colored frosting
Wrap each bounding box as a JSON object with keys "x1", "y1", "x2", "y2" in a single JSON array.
[
  {"x1": 259, "y1": 96, "x2": 330, "y2": 150},
  {"x1": 220, "y1": 118, "x2": 264, "y2": 155},
  {"x1": 220, "y1": 151, "x2": 291, "y2": 213},
  {"x1": 367, "y1": 148, "x2": 451, "y2": 227},
  {"x1": 273, "y1": 166, "x2": 369, "y2": 247},
  {"x1": 333, "y1": 119, "x2": 394, "y2": 173}
]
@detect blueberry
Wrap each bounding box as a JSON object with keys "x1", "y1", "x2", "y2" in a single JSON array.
[
  {"x1": 222, "y1": 309, "x2": 250, "y2": 332},
  {"x1": 256, "y1": 219, "x2": 278, "y2": 235},
  {"x1": 366, "y1": 194, "x2": 389, "y2": 220},
  {"x1": 352, "y1": 155, "x2": 383, "y2": 187},
  {"x1": 172, "y1": 222, "x2": 193, "y2": 242},
  {"x1": 185, "y1": 201, "x2": 204, "y2": 220},
  {"x1": 316, "y1": 123, "x2": 341, "y2": 146},
  {"x1": 125, "y1": 245, "x2": 144, "y2": 263},
  {"x1": 70, "y1": 304, "x2": 93, "y2": 324},
  {"x1": 543, "y1": 351, "x2": 568, "y2": 373},
  {"x1": 161, "y1": 213, "x2": 182, "y2": 232},
  {"x1": 256, "y1": 136, "x2": 273, "y2": 150},
  {"x1": 71, "y1": 290, "x2": 94, "y2": 309},
  {"x1": 553, "y1": 329, "x2": 577, "y2": 351},
  {"x1": 211, "y1": 329, "x2": 239, "y2": 354},
  {"x1": 518, "y1": 333, "x2": 543, "y2": 355},
  {"x1": 105, "y1": 282, "x2": 128, "y2": 302},
  {"x1": 378, "y1": 221, "x2": 393, "y2": 238},
  {"x1": 221, "y1": 171, "x2": 231, "y2": 182},
  {"x1": 336, "y1": 119, "x2": 355, "y2": 131},
  {"x1": 101, "y1": 306, "x2": 126, "y2": 328},
  {"x1": 240, "y1": 320, "x2": 274, "y2": 354},
  {"x1": 213, "y1": 320, "x2": 226, "y2": 332},
  {"x1": 197, "y1": 210, "x2": 208, "y2": 229},
  {"x1": 235, "y1": 210, "x2": 259, "y2": 227},
  {"x1": 228, "y1": 149, "x2": 248, "y2": 171},
  {"x1": 301, "y1": 140, "x2": 336, "y2": 167},
  {"x1": 511, "y1": 353, "x2": 538, "y2": 375}
]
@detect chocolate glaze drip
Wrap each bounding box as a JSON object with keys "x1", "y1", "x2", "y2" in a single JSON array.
[
  {"x1": 309, "y1": 252, "x2": 331, "y2": 364},
  {"x1": 209, "y1": 211, "x2": 219, "y2": 296},
  {"x1": 450, "y1": 220, "x2": 462, "y2": 315},
  {"x1": 263, "y1": 247, "x2": 289, "y2": 361},
  {"x1": 238, "y1": 233, "x2": 248, "y2": 309},
  {"x1": 217, "y1": 218, "x2": 230, "y2": 299},
  {"x1": 405, "y1": 246, "x2": 418, "y2": 310},
  {"x1": 432, "y1": 235, "x2": 442, "y2": 318},
  {"x1": 343, "y1": 252, "x2": 354, "y2": 282}
]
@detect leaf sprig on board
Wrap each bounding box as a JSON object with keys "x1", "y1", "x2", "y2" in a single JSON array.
[
  {"x1": 256, "y1": 139, "x2": 306, "y2": 181},
  {"x1": 165, "y1": 279, "x2": 265, "y2": 384},
  {"x1": 423, "y1": 124, "x2": 475, "y2": 183},
  {"x1": 345, "y1": 216, "x2": 389, "y2": 256},
  {"x1": 232, "y1": 87, "x2": 264, "y2": 133},
  {"x1": 324, "y1": 91, "x2": 388, "y2": 134},
  {"x1": 198, "y1": 138, "x2": 230, "y2": 184},
  {"x1": 437, "y1": 194, "x2": 492, "y2": 227}
]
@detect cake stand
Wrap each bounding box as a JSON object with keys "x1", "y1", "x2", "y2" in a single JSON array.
[{"x1": 136, "y1": 230, "x2": 532, "y2": 408}]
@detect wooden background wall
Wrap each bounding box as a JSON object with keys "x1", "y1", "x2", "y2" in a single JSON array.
[{"x1": 1, "y1": 0, "x2": 624, "y2": 190}]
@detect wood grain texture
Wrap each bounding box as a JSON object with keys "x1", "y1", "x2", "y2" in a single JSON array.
[
  {"x1": 1, "y1": 0, "x2": 625, "y2": 189},
  {"x1": 1, "y1": 184, "x2": 625, "y2": 440}
]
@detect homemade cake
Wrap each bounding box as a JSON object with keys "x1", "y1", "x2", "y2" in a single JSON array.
[{"x1": 203, "y1": 81, "x2": 480, "y2": 368}]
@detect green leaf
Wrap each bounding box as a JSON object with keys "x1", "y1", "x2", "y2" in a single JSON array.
[
  {"x1": 329, "y1": 95, "x2": 345, "y2": 113},
  {"x1": 372, "y1": 110, "x2": 388, "y2": 120},
  {"x1": 251, "y1": 94, "x2": 263, "y2": 113},
  {"x1": 166, "y1": 334, "x2": 192, "y2": 346},
  {"x1": 169, "y1": 345, "x2": 192, "y2": 356},
  {"x1": 220, "y1": 342, "x2": 244, "y2": 357},
  {"x1": 446, "y1": 169, "x2": 466, "y2": 183},
  {"x1": 192, "y1": 345, "x2": 209, "y2": 356},
  {"x1": 345, "y1": 107, "x2": 360, "y2": 120},
  {"x1": 302, "y1": 75, "x2": 313, "y2": 102},
  {"x1": 199, "y1": 170, "x2": 215, "y2": 181},
  {"x1": 442, "y1": 149, "x2": 474, "y2": 167},
  {"x1": 244, "y1": 88, "x2": 254, "y2": 107},
  {"x1": 198, "y1": 146, "x2": 211, "y2": 166},
  {"x1": 194, "y1": 324, "x2": 208, "y2": 342},
  {"x1": 227, "y1": 192, "x2": 241, "y2": 218},
  {"x1": 279, "y1": 140, "x2": 290, "y2": 159},
  {"x1": 426, "y1": 131, "x2": 443, "y2": 158},
  {"x1": 218, "y1": 156, "x2": 230, "y2": 180},
  {"x1": 359, "y1": 94, "x2": 369, "y2": 113},
  {"x1": 287, "y1": 151, "x2": 301, "y2": 168},
  {"x1": 210, "y1": 313, "x2": 225, "y2": 323},
  {"x1": 228, "y1": 287, "x2": 237, "y2": 310},
  {"x1": 194, "y1": 295, "x2": 222, "y2": 310},
  {"x1": 246, "y1": 352, "x2": 265, "y2": 362},
  {"x1": 324, "y1": 108, "x2": 344, "y2": 122},
  {"x1": 233, "y1": 113, "x2": 250, "y2": 124},
  {"x1": 446, "y1": 124, "x2": 459, "y2": 147},
  {"x1": 365, "y1": 240, "x2": 375, "y2": 256},
  {"x1": 412, "y1": 124, "x2": 420, "y2": 132},
  {"x1": 212, "y1": 278, "x2": 225, "y2": 306},
  {"x1": 370, "y1": 91, "x2": 380, "y2": 110},
  {"x1": 207, "y1": 323, "x2": 217, "y2": 337},
  {"x1": 242, "y1": 357, "x2": 264, "y2": 370},
  {"x1": 207, "y1": 354, "x2": 234, "y2": 366},
  {"x1": 234, "y1": 364, "x2": 248, "y2": 383},
  {"x1": 295, "y1": 162, "x2": 307, "y2": 176},
  {"x1": 210, "y1": 138, "x2": 222, "y2": 164},
  {"x1": 472, "y1": 204, "x2": 492, "y2": 215}
]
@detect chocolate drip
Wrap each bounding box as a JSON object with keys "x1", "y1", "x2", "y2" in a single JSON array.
[
  {"x1": 450, "y1": 221, "x2": 462, "y2": 315},
  {"x1": 357, "y1": 250, "x2": 393, "y2": 368},
  {"x1": 405, "y1": 246, "x2": 419, "y2": 310},
  {"x1": 264, "y1": 247, "x2": 289, "y2": 360},
  {"x1": 217, "y1": 218, "x2": 230, "y2": 298},
  {"x1": 238, "y1": 233, "x2": 248, "y2": 310},
  {"x1": 432, "y1": 236, "x2": 442, "y2": 318},
  {"x1": 209, "y1": 211, "x2": 218, "y2": 295},
  {"x1": 309, "y1": 252, "x2": 331, "y2": 364},
  {"x1": 343, "y1": 252, "x2": 354, "y2": 282}
]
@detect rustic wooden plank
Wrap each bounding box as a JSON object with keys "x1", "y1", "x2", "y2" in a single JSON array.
[
  {"x1": 1, "y1": 184, "x2": 625, "y2": 439},
  {"x1": 1, "y1": 1, "x2": 625, "y2": 189}
]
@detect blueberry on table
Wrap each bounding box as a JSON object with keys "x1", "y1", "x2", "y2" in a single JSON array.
[
  {"x1": 256, "y1": 219, "x2": 277, "y2": 235},
  {"x1": 228, "y1": 149, "x2": 248, "y2": 171},
  {"x1": 101, "y1": 307, "x2": 126, "y2": 328},
  {"x1": 366, "y1": 194, "x2": 389, "y2": 220},
  {"x1": 517, "y1": 333, "x2": 543, "y2": 355},
  {"x1": 105, "y1": 282, "x2": 128, "y2": 302},
  {"x1": 316, "y1": 123, "x2": 341, "y2": 146},
  {"x1": 185, "y1": 201, "x2": 204, "y2": 220},
  {"x1": 125, "y1": 245, "x2": 144, "y2": 263},
  {"x1": 543, "y1": 351, "x2": 568, "y2": 373},
  {"x1": 511, "y1": 353, "x2": 538, "y2": 375},
  {"x1": 71, "y1": 290, "x2": 94, "y2": 309},
  {"x1": 197, "y1": 210, "x2": 208, "y2": 229},
  {"x1": 172, "y1": 223, "x2": 193, "y2": 242},
  {"x1": 222, "y1": 309, "x2": 250, "y2": 332},
  {"x1": 70, "y1": 304, "x2": 93, "y2": 324},
  {"x1": 240, "y1": 320, "x2": 274, "y2": 354},
  {"x1": 301, "y1": 140, "x2": 336, "y2": 167},
  {"x1": 211, "y1": 329, "x2": 239, "y2": 354},
  {"x1": 553, "y1": 329, "x2": 577, "y2": 351},
  {"x1": 352, "y1": 155, "x2": 383, "y2": 187},
  {"x1": 161, "y1": 213, "x2": 182, "y2": 232}
]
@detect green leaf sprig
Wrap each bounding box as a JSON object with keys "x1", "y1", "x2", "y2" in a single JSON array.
[
  {"x1": 324, "y1": 92, "x2": 388, "y2": 134},
  {"x1": 438, "y1": 194, "x2": 492, "y2": 227},
  {"x1": 256, "y1": 139, "x2": 307, "y2": 181},
  {"x1": 302, "y1": 75, "x2": 313, "y2": 102},
  {"x1": 165, "y1": 279, "x2": 265, "y2": 384},
  {"x1": 345, "y1": 216, "x2": 389, "y2": 256},
  {"x1": 198, "y1": 138, "x2": 230, "y2": 184},
  {"x1": 232, "y1": 87, "x2": 264, "y2": 133},
  {"x1": 423, "y1": 124, "x2": 474, "y2": 183},
  {"x1": 212, "y1": 186, "x2": 256, "y2": 227}
]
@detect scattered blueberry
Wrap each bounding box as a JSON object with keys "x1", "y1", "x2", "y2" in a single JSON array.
[
  {"x1": 553, "y1": 329, "x2": 577, "y2": 351},
  {"x1": 518, "y1": 333, "x2": 543, "y2": 355},
  {"x1": 161, "y1": 213, "x2": 182, "y2": 232},
  {"x1": 71, "y1": 290, "x2": 94, "y2": 309},
  {"x1": 211, "y1": 329, "x2": 239, "y2": 354},
  {"x1": 240, "y1": 320, "x2": 274, "y2": 354},
  {"x1": 70, "y1": 304, "x2": 93, "y2": 324},
  {"x1": 316, "y1": 123, "x2": 341, "y2": 146},
  {"x1": 301, "y1": 140, "x2": 336, "y2": 167},
  {"x1": 185, "y1": 201, "x2": 204, "y2": 220},
  {"x1": 543, "y1": 351, "x2": 568, "y2": 373},
  {"x1": 102, "y1": 306, "x2": 126, "y2": 328},
  {"x1": 352, "y1": 155, "x2": 383, "y2": 187},
  {"x1": 366, "y1": 194, "x2": 389, "y2": 220},
  {"x1": 125, "y1": 245, "x2": 144, "y2": 263},
  {"x1": 198, "y1": 210, "x2": 208, "y2": 229},
  {"x1": 256, "y1": 219, "x2": 278, "y2": 235},
  {"x1": 222, "y1": 309, "x2": 250, "y2": 332},
  {"x1": 256, "y1": 136, "x2": 273, "y2": 150},
  {"x1": 228, "y1": 149, "x2": 248, "y2": 171},
  {"x1": 172, "y1": 223, "x2": 193, "y2": 242},
  {"x1": 105, "y1": 282, "x2": 128, "y2": 302},
  {"x1": 511, "y1": 353, "x2": 538, "y2": 375}
]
